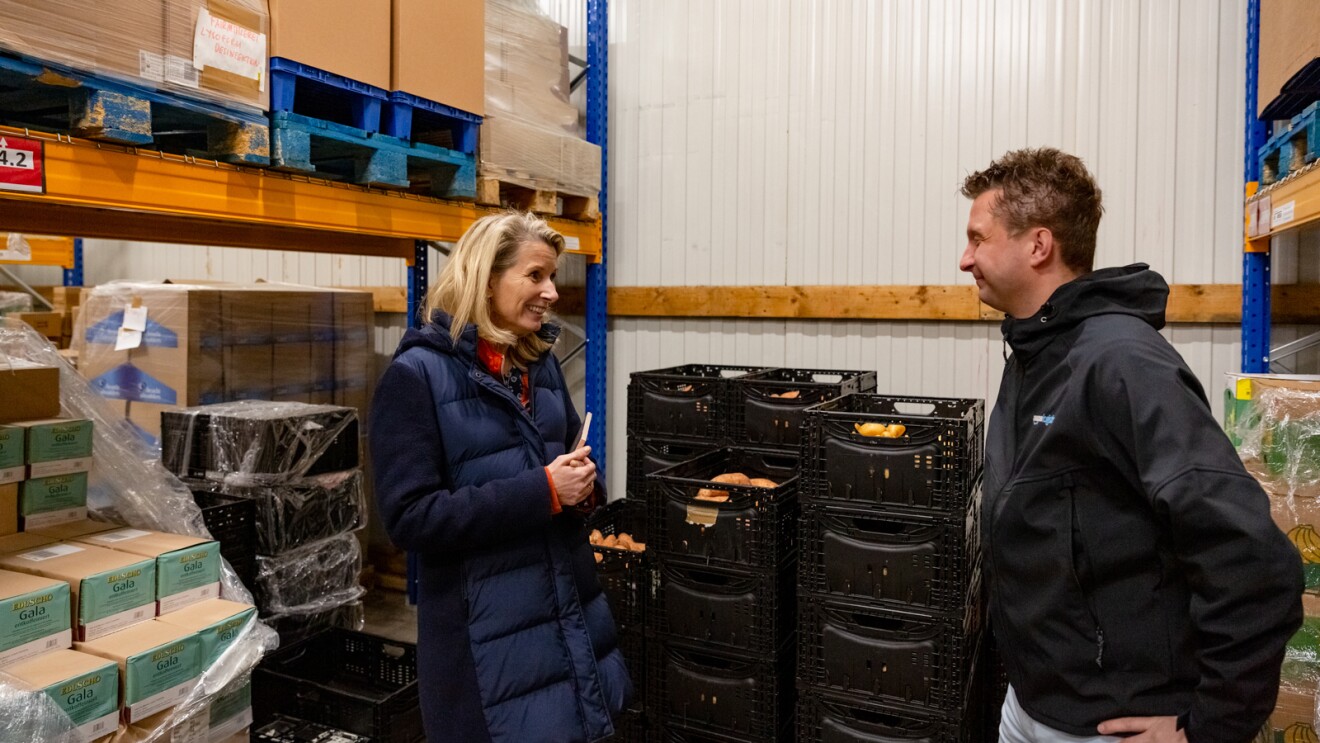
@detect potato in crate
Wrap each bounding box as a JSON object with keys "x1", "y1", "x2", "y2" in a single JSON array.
[
  {"x1": 802, "y1": 395, "x2": 984, "y2": 515},
  {"x1": 628, "y1": 365, "x2": 773, "y2": 442},
  {"x1": 731, "y1": 367, "x2": 878, "y2": 450},
  {"x1": 648, "y1": 448, "x2": 799, "y2": 569}
]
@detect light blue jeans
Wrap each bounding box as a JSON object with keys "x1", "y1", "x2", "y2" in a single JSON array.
[{"x1": 1000, "y1": 686, "x2": 1123, "y2": 743}]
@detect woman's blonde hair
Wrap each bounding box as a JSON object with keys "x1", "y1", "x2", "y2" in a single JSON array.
[{"x1": 423, "y1": 212, "x2": 566, "y2": 367}]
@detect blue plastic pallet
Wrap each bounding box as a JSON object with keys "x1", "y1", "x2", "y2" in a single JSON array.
[
  {"x1": 269, "y1": 58, "x2": 388, "y2": 134},
  {"x1": 1259, "y1": 101, "x2": 1320, "y2": 185},
  {"x1": 0, "y1": 51, "x2": 269, "y2": 165},
  {"x1": 270, "y1": 111, "x2": 476, "y2": 199},
  {"x1": 382, "y1": 90, "x2": 482, "y2": 154}
]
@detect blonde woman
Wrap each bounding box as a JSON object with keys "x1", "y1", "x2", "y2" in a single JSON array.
[{"x1": 369, "y1": 213, "x2": 631, "y2": 742}]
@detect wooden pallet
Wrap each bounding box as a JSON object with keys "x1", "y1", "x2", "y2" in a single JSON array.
[
  {"x1": 270, "y1": 111, "x2": 476, "y2": 198},
  {"x1": 1260, "y1": 101, "x2": 1320, "y2": 186},
  {"x1": 0, "y1": 51, "x2": 269, "y2": 165},
  {"x1": 476, "y1": 176, "x2": 600, "y2": 220}
]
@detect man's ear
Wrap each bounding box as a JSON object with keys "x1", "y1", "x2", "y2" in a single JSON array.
[{"x1": 1027, "y1": 227, "x2": 1056, "y2": 269}]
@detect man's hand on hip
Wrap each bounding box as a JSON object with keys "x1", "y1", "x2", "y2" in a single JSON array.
[{"x1": 1097, "y1": 716, "x2": 1187, "y2": 742}]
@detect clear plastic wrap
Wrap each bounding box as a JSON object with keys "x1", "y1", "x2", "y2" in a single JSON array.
[
  {"x1": 480, "y1": 0, "x2": 601, "y2": 197},
  {"x1": 0, "y1": 0, "x2": 267, "y2": 113},
  {"x1": 161, "y1": 401, "x2": 359, "y2": 483},
  {"x1": 0, "y1": 321, "x2": 280, "y2": 742},
  {"x1": 261, "y1": 600, "x2": 366, "y2": 646},
  {"x1": 254, "y1": 532, "x2": 364, "y2": 614},
  {"x1": 0, "y1": 290, "x2": 33, "y2": 315},
  {"x1": 0, "y1": 675, "x2": 79, "y2": 742},
  {"x1": 73, "y1": 281, "x2": 374, "y2": 443},
  {"x1": 185, "y1": 470, "x2": 365, "y2": 556}
]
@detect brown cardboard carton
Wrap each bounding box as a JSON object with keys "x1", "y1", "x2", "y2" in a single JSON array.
[
  {"x1": 392, "y1": 0, "x2": 484, "y2": 115},
  {"x1": 112, "y1": 706, "x2": 211, "y2": 742},
  {"x1": 1270, "y1": 685, "x2": 1318, "y2": 740},
  {"x1": 163, "y1": 0, "x2": 270, "y2": 111},
  {"x1": 0, "y1": 360, "x2": 60, "y2": 424},
  {"x1": 0, "y1": 482, "x2": 16, "y2": 537},
  {"x1": 0, "y1": 532, "x2": 56, "y2": 555},
  {"x1": 0, "y1": 543, "x2": 156, "y2": 641},
  {"x1": 16, "y1": 311, "x2": 64, "y2": 339},
  {"x1": 28, "y1": 519, "x2": 118, "y2": 542},
  {"x1": 0, "y1": 569, "x2": 73, "y2": 666},
  {"x1": 272, "y1": 343, "x2": 314, "y2": 403},
  {"x1": 154, "y1": 598, "x2": 257, "y2": 666},
  {"x1": 95, "y1": 0, "x2": 167, "y2": 83},
  {"x1": 77, "y1": 286, "x2": 223, "y2": 442},
  {"x1": 269, "y1": 0, "x2": 391, "y2": 89},
  {"x1": 6, "y1": 649, "x2": 120, "y2": 742},
  {"x1": 74, "y1": 529, "x2": 221, "y2": 614},
  {"x1": 224, "y1": 345, "x2": 273, "y2": 401},
  {"x1": 1260, "y1": 0, "x2": 1320, "y2": 117},
  {"x1": 333, "y1": 290, "x2": 374, "y2": 417},
  {"x1": 75, "y1": 620, "x2": 202, "y2": 724}
]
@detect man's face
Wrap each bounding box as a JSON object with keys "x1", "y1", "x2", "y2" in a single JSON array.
[{"x1": 960, "y1": 190, "x2": 1034, "y2": 315}]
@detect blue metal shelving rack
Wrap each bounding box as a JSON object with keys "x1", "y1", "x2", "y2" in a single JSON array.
[
  {"x1": 1243, "y1": 0, "x2": 1271, "y2": 373},
  {"x1": 404, "y1": 0, "x2": 609, "y2": 603}
]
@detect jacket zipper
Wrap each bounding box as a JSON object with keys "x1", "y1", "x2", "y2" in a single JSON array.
[{"x1": 1065, "y1": 474, "x2": 1105, "y2": 669}]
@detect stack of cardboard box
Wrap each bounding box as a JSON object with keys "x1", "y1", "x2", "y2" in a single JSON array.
[
  {"x1": 0, "y1": 353, "x2": 257, "y2": 741},
  {"x1": 74, "y1": 283, "x2": 373, "y2": 446},
  {"x1": 0, "y1": 0, "x2": 269, "y2": 113},
  {"x1": 480, "y1": 0, "x2": 600, "y2": 198},
  {"x1": 1226, "y1": 374, "x2": 1320, "y2": 737}
]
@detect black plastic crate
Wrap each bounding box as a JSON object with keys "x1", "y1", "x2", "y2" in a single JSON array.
[
  {"x1": 658, "y1": 721, "x2": 794, "y2": 743},
  {"x1": 254, "y1": 713, "x2": 373, "y2": 742},
  {"x1": 618, "y1": 624, "x2": 648, "y2": 706},
  {"x1": 261, "y1": 600, "x2": 365, "y2": 646},
  {"x1": 190, "y1": 469, "x2": 365, "y2": 555},
  {"x1": 627, "y1": 437, "x2": 718, "y2": 497},
  {"x1": 192, "y1": 488, "x2": 258, "y2": 587},
  {"x1": 589, "y1": 498, "x2": 652, "y2": 629},
  {"x1": 628, "y1": 365, "x2": 773, "y2": 442},
  {"x1": 650, "y1": 639, "x2": 796, "y2": 742},
  {"x1": 798, "y1": 492, "x2": 980, "y2": 614},
  {"x1": 797, "y1": 594, "x2": 982, "y2": 712},
  {"x1": 803, "y1": 395, "x2": 984, "y2": 515},
  {"x1": 653, "y1": 559, "x2": 796, "y2": 655},
  {"x1": 253, "y1": 628, "x2": 422, "y2": 743},
  {"x1": 648, "y1": 448, "x2": 800, "y2": 569},
  {"x1": 614, "y1": 705, "x2": 650, "y2": 743},
  {"x1": 162, "y1": 402, "x2": 360, "y2": 480},
  {"x1": 730, "y1": 368, "x2": 877, "y2": 450},
  {"x1": 796, "y1": 690, "x2": 979, "y2": 743}
]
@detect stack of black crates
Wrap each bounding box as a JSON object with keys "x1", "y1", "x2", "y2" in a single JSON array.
[
  {"x1": 632, "y1": 365, "x2": 875, "y2": 743},
  {"x1": 796, "y1": 394, "x2": 986, "y2": 741}
]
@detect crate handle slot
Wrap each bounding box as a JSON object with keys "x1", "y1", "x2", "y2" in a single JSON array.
[
  {"x1": 819, "y1": 697, "x2": 911, "y2": 730},
  {"x1": 662, "y1": 563, "x2": 755, "y2": 592},
  {"x1": 891, "y1": 401, "x2": 937, "y2": 416},
  {"x1": 826, "y1": 513, "x2": 919, "y2": 537},
  {"x1": 665, "y1": 644, "x2": 753, "y2": 675},
  {"x1": 756, "y1": 452, "x2": 799, "y2": 472}
]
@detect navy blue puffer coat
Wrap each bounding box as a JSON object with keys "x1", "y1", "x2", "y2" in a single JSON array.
[{"x1": 369, "y1": 314, "x2": 632, "y2": 742}]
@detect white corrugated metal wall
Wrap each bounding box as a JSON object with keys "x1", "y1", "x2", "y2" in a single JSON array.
[{"x1": 7, "y1": 1, "x2": 1319, "y2": 502}]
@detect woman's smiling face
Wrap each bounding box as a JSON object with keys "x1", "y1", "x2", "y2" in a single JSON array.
[{"x1": 489, "y1": 240, "x2": 559, "y2": 337}]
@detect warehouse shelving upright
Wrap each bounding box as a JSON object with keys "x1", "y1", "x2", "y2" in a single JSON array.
[{"x1": 1243, "y1": 0, "x2": 1320, "y2": 372}]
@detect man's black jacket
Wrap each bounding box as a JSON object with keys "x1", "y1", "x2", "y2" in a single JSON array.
[{"x1": 984, "y1": 264, "x2": 1303, "y2": 742}]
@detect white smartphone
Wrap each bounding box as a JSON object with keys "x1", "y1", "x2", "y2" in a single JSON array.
[{"x1": 574, "y1": 412, "x2": 593, "y2": 451}]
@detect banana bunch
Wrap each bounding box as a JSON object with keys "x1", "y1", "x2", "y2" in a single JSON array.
[
  {"x1": 1284, "y1": 723, "x2": 1318, "y2": 743},
  {"x1": 854, "y1": 422, "x2": 906, "y2": 438},
  {"x1": 1289, "y1": 524, "x2": 1320, "y2": 564}
]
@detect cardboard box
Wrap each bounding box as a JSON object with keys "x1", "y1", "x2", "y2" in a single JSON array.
[
  {"x1": 20, "y1": 472, "x2": 89, "y2": 530},
  {"x1": 163, "y1": 0, "x2": 270, "y2": 111},
  {"x1": 5, "y1": 649, "x2": 119, "y2": 743},
  {"x1": 78, "y1": 286, "x2": 224, "y2": 443},
  {"x1": 0, "y1": 568, "x2": 72, "y2": 667},
  {"x1": 1270, "y1": 685, "x2": 1318, "y2": 740},
  {"x1": 0, "y1": 532, "x2": 56, "y2": 555},
  {"x1": 0, "y1": 424, "x2": 24, "y2": 484},
  {"x1": 16, "y1": 311, "x2": 63, "y2": 339},
  {"x1": 1259, "y1": 0, "x2": 1320, "y2": 118},
  {"x1": 270, "y1": 0, "x2": 390, "y2": 89},
  {"x1": 392, "y1": 0, "x2": 484, "y2": 115},
  {"x1": 0, "y1": 482, "x2": 16, "y2": 537},
  {"x1": 224, "y1": 345, "x2": 274, "y2": 401},
  {"x1": 12, "y1": 418, "x2": 94, "y2": 477},
  {"x1": 115, "y1": 706, "x2": 211, "y2": 743},
  {"x1": 207, "y1": 678, "x2": 253, "y2": 741},
  {"x1": 271, "y1": 343, "x2": 314, "y2": 402},
  {"x1": 75, "y1": 529, "x2": 221, "y2": 615},
  {"x1": 28, "y1": 519, "x2": 118, "y2": 542},
  {"x1": 75, "y1": 620, "x2": 202, "y2": 724},
  {"x1": 0, "y1": 542, "x2": 156, "y2": 641},
  {"x1": 333, "y1": 290, "x2": 374, "y2": 418},
  {"x1": 0, "y1": 360, "x2": 60, "y2": 424},
  {"x1": 155, "y1": 599, "x2": 257, "y2": 666}
]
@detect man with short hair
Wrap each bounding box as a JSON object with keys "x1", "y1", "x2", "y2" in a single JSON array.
[{"x1": 962, "y1": 147, "x2": 1303, "y2": 743}]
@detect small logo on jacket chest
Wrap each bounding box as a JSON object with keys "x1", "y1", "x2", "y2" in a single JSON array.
[{"x1": 1032, "y1": 414, "x2": 1055, "y2": 426}]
